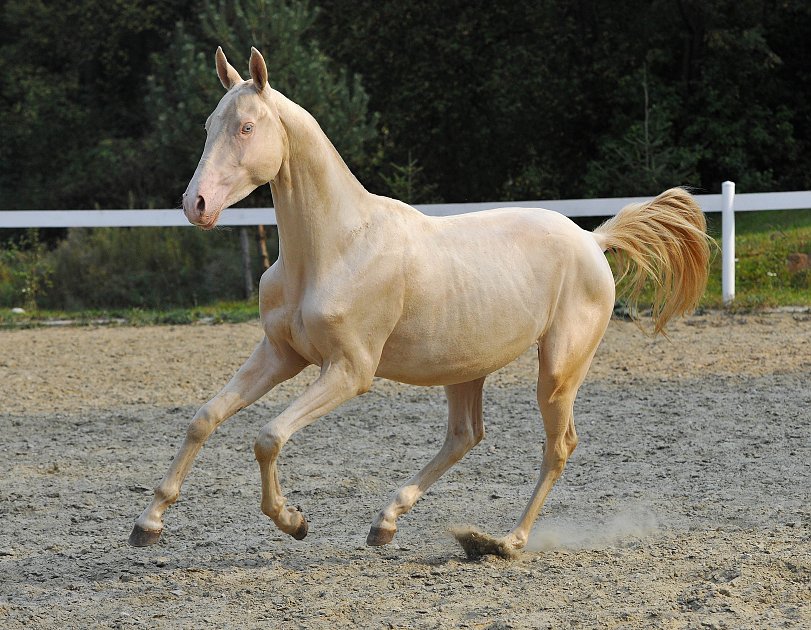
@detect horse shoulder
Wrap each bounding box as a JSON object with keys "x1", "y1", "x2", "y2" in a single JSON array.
[{"x1": 296, "y1": 233, "x2": 408, "y2": 363}]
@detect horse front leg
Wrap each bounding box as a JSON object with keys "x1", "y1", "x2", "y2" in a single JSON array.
[
  {"x1": 129, "y1": 338, "x2": 307, "y2": 546},
  {"x1": 253, "y1": 359, "x2": 373, "y2": 539}
]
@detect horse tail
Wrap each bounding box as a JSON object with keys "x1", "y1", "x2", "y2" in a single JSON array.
[{"x1": 592, "y1": 187, "x2": 712, "y2": 335}]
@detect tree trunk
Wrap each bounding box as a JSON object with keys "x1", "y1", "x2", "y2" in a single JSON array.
[
  {"x1": 256, "y1": 224, "x2": 271, "y2": 271},
  {"x1": 239, "y1": 227, "x2": 253, "y2": 299}
]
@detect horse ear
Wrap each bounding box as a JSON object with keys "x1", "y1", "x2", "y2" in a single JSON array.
[
  {"x1": 249, "y1": 47, "x2": 269, "y2": 92},
  {"x1": 215, "y1": 46, "x2": 242, "y2": 90}
]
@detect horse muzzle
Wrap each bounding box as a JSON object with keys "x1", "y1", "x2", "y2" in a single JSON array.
[{"x1": 182, "y1": 191, "x2": 221, "y2": 229}]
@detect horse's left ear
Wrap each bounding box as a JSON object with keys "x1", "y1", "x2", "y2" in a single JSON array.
[{"x1": 249, "y1": 47, "x2": 269, "y2": 92}]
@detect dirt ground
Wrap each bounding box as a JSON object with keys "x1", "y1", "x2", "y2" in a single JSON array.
[{"x1": 1, "y1": 310, "x2": 809, "y2": 629}]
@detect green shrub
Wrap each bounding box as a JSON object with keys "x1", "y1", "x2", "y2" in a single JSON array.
[
  {"x1": 40, "y1": 227, "x2": 249, "y2": 309},
  {"x1": 0, "y1": 229, "x2": 53, "y2": 309}
]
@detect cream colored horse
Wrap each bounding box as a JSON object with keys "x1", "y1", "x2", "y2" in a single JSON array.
[{"x1": 129, "y1": 47, "x2": 710, "y2": 558}]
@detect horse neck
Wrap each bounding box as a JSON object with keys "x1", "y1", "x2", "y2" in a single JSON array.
[{"x1": 270, "y1": 92, "x2": 370, "y2": 279}]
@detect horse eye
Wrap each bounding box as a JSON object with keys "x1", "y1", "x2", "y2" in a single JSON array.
[{"x1": 241, "y1": 123, "x2": 254, "y2": 134}]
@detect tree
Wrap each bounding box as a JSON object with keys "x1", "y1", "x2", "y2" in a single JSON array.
[
  {"x1": 3, "y1": 0, "x2": 811, "y2": 213},
  {"x1": 316, "y1": 0, "x2": 811, "y2": 199},
  {"x1": 0, "y1": 0, "x2": 197, "y2": 210},
  {"x1": 582, "y1": 66, "x2": 701, "y2": 197},
  {"x1": 672, "y1": 0, "x2": 804, "y2": 192}
]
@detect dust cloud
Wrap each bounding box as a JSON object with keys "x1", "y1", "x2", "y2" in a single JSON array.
[{"x1": 527, "y1": 505, "x2": 660, "y2": 551}]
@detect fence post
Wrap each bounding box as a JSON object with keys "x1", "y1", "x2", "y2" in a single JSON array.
[{"x1": 721, "y1": 180, "x2": 736, "y2": 305}]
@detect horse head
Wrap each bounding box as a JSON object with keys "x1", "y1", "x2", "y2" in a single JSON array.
[{"x1": 183, "y1": 47, "x2": 286, "y2": 229}]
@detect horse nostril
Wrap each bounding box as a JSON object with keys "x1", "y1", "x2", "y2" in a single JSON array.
[{"x1": 195, "y1": 195, "x2": 206, "y2": 214}]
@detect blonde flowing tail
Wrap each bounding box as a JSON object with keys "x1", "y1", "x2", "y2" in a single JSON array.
[{"x1": 593, "y1": 187, "x2": 712, "y2": 335}]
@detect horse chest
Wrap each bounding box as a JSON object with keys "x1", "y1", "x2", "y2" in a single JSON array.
[
  {"x1": 279, "y1": 307, "x2": 322, "y2": 366},
  {"x1": 281, "y1": 299, "x2": 353, "y2": 366}
]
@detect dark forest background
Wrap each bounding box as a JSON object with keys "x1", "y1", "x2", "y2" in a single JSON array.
[{"x1": 1, "y1": 0, "x2": 809, "y2": 308}]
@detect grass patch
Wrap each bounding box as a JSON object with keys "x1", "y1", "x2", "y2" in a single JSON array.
[
  {"x1": 0, "y1": 299, "x2": 259, "y2": 329},
  {"x1": 611, "y1": 208, "x2": 811, "y2": 311},
  {"x1": 703, "y1": 209, "x2": 811, "y2": 308}
]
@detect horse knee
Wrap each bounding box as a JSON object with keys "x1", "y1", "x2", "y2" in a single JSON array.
[
  {"x1": 186, "y1": 407, "x2": 216, "y2": 443},
  {"x1": 254, "y1": 425, "x2": 285, "y2": 462},
  {"x1": 446, "y1": 420, "x2": 483, "y2": 459}
]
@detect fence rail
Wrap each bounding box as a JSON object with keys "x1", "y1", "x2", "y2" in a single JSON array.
[{"x1": 2, "y1": 184, "x2": 810, "y2": 303}]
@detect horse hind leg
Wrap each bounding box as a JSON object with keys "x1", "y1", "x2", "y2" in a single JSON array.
[
  {"x1": 500, "y1": 322, "x2": 606, "y2": 553},
  {"x1": 367, "y1": 377, "x2": 486, "y2": 546}
]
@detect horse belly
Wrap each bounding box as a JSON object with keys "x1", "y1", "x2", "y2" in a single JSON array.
[
  {"x1": 376, "y1": 336, "x2": 535, "y2": 386},
  {"x1": 376, "y1": 277, "x2": 549, "y2": 386}
]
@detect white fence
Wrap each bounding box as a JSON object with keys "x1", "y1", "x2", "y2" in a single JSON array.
[{"x1": 1, "y1": 182, "x2": 810, "y2": 303}]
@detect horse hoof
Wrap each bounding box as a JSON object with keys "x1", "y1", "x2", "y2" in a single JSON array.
[
  {"x1": 366, "y1": 525, "x2": 396, "y2": 546},
  {"x1": 128, "y1": 523, "x2": 162, "y2": 547},
  {"x1": 450, "y1": 526, "x2": 519, "y2": 560},
  {"x1": 291, "y1": 516, "x2": 308, "y2": 540}
]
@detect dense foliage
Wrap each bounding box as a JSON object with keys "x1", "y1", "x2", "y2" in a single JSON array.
[
  {"x1": 1, "y1": 0, "x2": 809, "y2": 308},
  {"x1": 317, "y1": 0, "x2": 811, "y2": 201}
]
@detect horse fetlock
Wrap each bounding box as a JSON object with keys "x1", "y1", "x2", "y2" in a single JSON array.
[
  {"x1": 503, "y1": 530, "x2": 528, "y2": 550},
  {"x1": 272, "y1": 505, "x2": 308, "y2": 539},
  {"x1": 393, "y1": 486, "x2": 421, "y2": 513},
  {"x1": 153, "y1": 482, "x2": 180, "y2": 506},
  {"x1": 373, "y1": 507, "x2": 397, "y2": 529},
  {"x1": 260, "y1": 495, "x2": 285, "y2": 519}
]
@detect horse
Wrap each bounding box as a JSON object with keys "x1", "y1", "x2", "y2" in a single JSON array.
[{"x1": 129, "y1": 47, "x2": 711, "y2": 558}]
